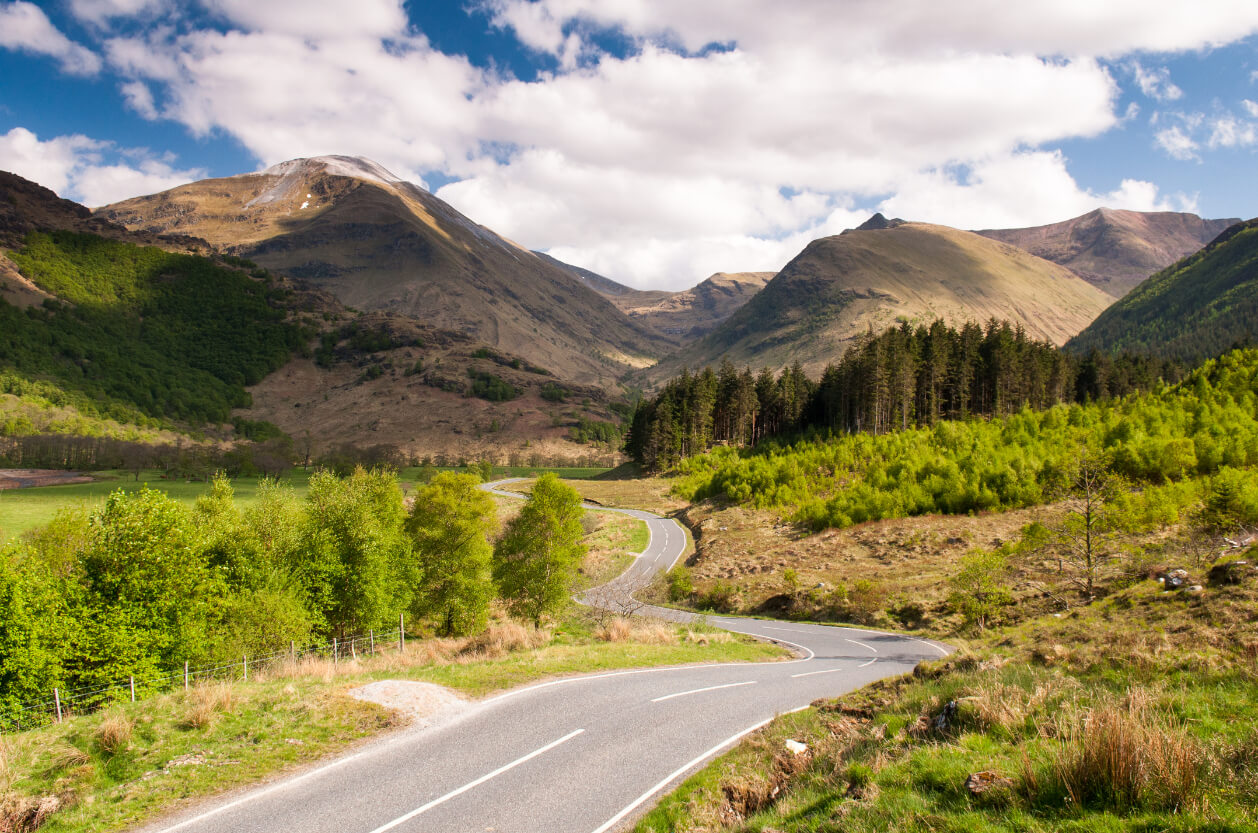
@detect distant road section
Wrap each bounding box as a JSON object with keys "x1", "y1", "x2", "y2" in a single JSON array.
[{"x1": 144, "y1": 479, "x2": 949, "y2": 833}]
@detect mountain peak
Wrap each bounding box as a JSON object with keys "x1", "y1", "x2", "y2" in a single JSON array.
[
  {"x1": 258, "y1": 155, "x2": 403, "y2": 187},
  {"x1": 852, "y1": 213, "x2": 905, "y2": 232}
]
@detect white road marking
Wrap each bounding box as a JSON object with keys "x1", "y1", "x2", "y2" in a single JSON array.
[
  {"x1": 762, "y1": 625, "x2": 815, "y2": 634},
  {"x1": 791, "y1": 667, "x2": 845, "y2": 678},
  {"x1": 588, "y1": 715, "x2": 777, "y2": 833},
  {"x1": 913, "y1": 638, "x2": 950, "y2": 656},
  {"x1": 651, "y1": 681, "x2": 756, "y2": 702},
  {"x1": 365, "y1": 729, "x2": 585, "y2": 833},
  {"x1": 846, "y1": 638, "x2": 878, "y2": 654}
]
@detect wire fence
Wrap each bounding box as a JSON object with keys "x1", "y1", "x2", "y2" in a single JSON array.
[{"x1": 1, "y1": 620, "x2": 410, "y2": 734}]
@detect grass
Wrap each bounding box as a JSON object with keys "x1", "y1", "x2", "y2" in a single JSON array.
[
  {"x1": 1, "y1": 616, "x2": 785, "y2": 833},
  {"x1": 632, "y1": 569, "x2": 1258, "y2": 833},
  {"x1": 500, "y1": 475, "x2": 686, "y2": 516},
  {"x1": 0, "y1": 469, "x2": 317, "y2": 541}
]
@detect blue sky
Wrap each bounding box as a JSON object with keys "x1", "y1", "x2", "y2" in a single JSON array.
[{"x1": 1, "y1": 1, "x2": 1257, "y2": 289}]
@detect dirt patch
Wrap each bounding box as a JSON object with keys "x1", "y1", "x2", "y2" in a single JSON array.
[
  {"x1": 0, "y1": 469, "x2": 94, "y2": 490},
  {"x1": 672, "y1": 499, "x2": 1076, "y2": 631},
  {"x1": 346, "y1": 681, "x2": 469, "y2": 729}
]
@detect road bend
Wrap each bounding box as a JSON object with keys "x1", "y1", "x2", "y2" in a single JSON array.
[{"x1": 142, "y1": 479, "x2": 949, "y2": 833}]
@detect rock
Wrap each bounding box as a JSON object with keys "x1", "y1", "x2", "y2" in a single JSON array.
[
  {"x1": 785, "y1": 739, "x2": 808, "y2": 755},
  {"x1": 1187, "y1": 585, "x2": 1205, "y2": 595},
  {"x1": 965, "y1": 771, "x2": 1013, "y2": 795},
  {"x1": 932, "y1": 700, "x2": 958, "y2": 733},
  {"x1": 1161, "y1": 568, "x2": 1190, "y2": 590}
]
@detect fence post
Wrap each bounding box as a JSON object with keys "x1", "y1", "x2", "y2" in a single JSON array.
[
  {"x1": 333, "y1": 637, "x2": 338, "y2": 665},
  {"x1": 399, "y1": 613, "x2": 405, "y2": 652},
  {"x1": 370, "y1": 630, "x2": 375, "y2": 656},
  {"x1": 243, "y1": 654, "x2": 248, "y2": 682},
  {"x1": 290, "y1": 640, "x2": 296, "y2": 662},
  {"x1": 130, "y1": 676, "x2": 136, "y2": 702},
  {"x1": 184, "y1": 661, "x2": 189, "y2": 691},
  {"x1": 351, "y1": 638, "x2": 357, "y2": 661},
  {"x1": 54, "y1": 687, "x2": 62, "y2": 724}
]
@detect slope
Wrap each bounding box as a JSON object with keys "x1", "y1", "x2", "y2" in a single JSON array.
[
  {"x1": 611, "y1": 272, "x2": 774, "y2": 342},
  {"x1": 977, "y1": 207, "x2": 1237, "y2": 297},
  {"x1": 647, "y1": 221, "x2": 1113, "y2": 380},
  {"x1": 98, "y1": 156, "x2": 669, "y2": 385},
  {"x1": 1066, "y1": 218, "x2": 1258, "y2": 362}
]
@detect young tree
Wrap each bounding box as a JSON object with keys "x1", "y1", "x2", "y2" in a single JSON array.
[
  {"x1": 407, "y1": 472, "x2": 497, "y2": 636},
  {"x1": 947, "y1": 549, "x2": 1012, "y2": 630},
  {"x1": 299, "y1": 468, "x2": 411, "y2": 638},
  {"x1": 1043, "y1": 445, "x2": 1128, "y2": 601},
  {"x1": 494, "y1": 473, "x2": 587, "y2": 626}
]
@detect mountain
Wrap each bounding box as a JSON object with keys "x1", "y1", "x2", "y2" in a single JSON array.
[
  {"x1": 976, "y1": 208, "x2": 1239, "y2": 298},
  {"x1": 0, "y1": 171, "x2": 628, "y2": 462},
  {"x1": 1066, "y1": 219, "x2": 1258, "y2": 362},
  {"x1": 609, "y1": 272, "x2": 774, "y2": 342},
  {"x1": 535, "y1": 253, "x2": 772, "y2": 344},
  {"x1": 645, "y1": 221, "x2": 1114, "y2": 381},
  {"x1": 97, "y1": 156, "x2": 669, "y2": 385}
]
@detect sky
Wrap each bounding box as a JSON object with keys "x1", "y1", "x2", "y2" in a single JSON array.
[{"x1": 1, "y1": 1, "x2": 1257, "y2": 290}]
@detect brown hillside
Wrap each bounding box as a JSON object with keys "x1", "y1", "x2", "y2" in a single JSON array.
[
  {"x1": 645, "y1": 222, "x2": 1114, "y2": 381},
  {"x1": 976, "y1": 207, "x2": 1238, "y2": 297},
  {"x1": 97, "y1": 156, "x2": 669, "y2": 386},
  {"x1": 610, "y1": 272, "x2": 773, "y2": 342}
]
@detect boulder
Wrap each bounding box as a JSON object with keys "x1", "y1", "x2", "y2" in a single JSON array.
[
  {"x1": 965, "y1": 771, "x2": 1013, "y2": 795},
  {"x1": 1161, "y1": 568, "x2": 1191, "y2": 590},
  {"x1": 932, "y1": 700, "x2": 958, "y2": 733}
]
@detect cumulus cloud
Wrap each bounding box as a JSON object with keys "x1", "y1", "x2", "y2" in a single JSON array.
[
  {"x1": 68, "y1": 0, "x2": 168, "y2": 25},
  {"x1": 0, "y1": 127, "x2": 206, "y2": 206},
  {"x1": 1156, "y1": 125, "x2": 1201, "y2": 160},
  {"x1": 1127, "y1": 60, "x2": 1182, "y2": 102},
  {"x1": 0, "y1": 1, "x2": 101, "y2": 75},
  {"x1": 64, "y1": 0, "x2": 1258, "y2": 286}
]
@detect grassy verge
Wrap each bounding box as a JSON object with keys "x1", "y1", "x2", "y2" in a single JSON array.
[
  {"x1": 1, "y1": 617, "x2": 785, "y2": 833},
  {"x1": 633, "y1": 570, "x2": 1258, "y2": 833}
]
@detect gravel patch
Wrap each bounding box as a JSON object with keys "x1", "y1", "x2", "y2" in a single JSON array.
[{"x1": 347, "y1": 681, "x2": 470, "y2": 728}]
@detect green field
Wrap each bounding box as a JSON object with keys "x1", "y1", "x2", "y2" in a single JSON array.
[{"x1": 0, "y1": 465, "x2": 614, "y2": 541}]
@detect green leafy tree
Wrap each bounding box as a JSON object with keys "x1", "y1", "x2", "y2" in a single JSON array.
[
  {"x1": 77, "y1": 488, "x2": 222, "y2": 685},
  {"x1": 298, "y1": 468, "x2": 411, "y2": 638},
  {"x1": 494, "y1": 473, "x2": 587, "y2": 625},
  {"x1": 407, "y1": 472, "x2": 497, "y2": 636},
  {"x1": 947, "y1": 549, "x2": 1013, "y2": 630}
]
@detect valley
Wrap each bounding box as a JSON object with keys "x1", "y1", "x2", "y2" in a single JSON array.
[{"x1": 2, "y1": 158, "x2": 1257, "y2": 833}]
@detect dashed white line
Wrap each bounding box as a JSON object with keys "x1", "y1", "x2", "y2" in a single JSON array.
[
  {"x1": 588, "y1": 715, "x2": 778, "y2": 833},
  {"x1": 651, "y1": 681, "x2": 757, "y2": 703},
  {"x1": 846, "y1": 638, "x2": 878, "y2": 654},
  {"x1": 365, "y1": 729, "x2": 585, "y2": 833}
]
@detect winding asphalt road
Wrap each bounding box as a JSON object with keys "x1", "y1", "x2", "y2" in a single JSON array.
[{"x1": 143, "y1": 479, "x2": 949, "y2": 833}]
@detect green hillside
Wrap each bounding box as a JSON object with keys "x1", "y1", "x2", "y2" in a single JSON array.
[
  {"x1": 1, "y1": 231, "x2": 307, "y2": 425},
  {"x1": 1067, "y1": 219, "x2": 1258, "y2": 361}
]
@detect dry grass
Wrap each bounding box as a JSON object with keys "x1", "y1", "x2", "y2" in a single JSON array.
[
  {"x1": 46, "y1": 743, "x2": 88, "y2": 773},
  {"x1": 595, "y1": 618, "x2": 683, "y2": 645},
  {"x1": 0, "y1": 791, "x2": 61, "y2": 833},
  {"x1": 92, "y1": 710, "x2": 133, "y2": 755},
  {"x1": 182, "y1": 681, "x2": 235, "y2": 730},
  {"x1": 1041, "y1": 691, "x2": 1203, "y2": 811}
]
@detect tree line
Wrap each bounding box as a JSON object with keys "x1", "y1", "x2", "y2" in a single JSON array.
[
  {"x1": 0, "y1": 470, "x2": 586, "y2": 721},
  {"x1": 627, "y1": 319, "x2": 1182, "y2": 470}
]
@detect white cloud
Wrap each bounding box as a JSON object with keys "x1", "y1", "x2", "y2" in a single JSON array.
[
  {"x1": 1208, "y1": 115, "x2": 1258, "y2": 149},
  {"x1": 878, "y1": 150, "x2": 1195, "y2": 230},
  {"x1": 0, "y1": 127, "x2": 206, "y2": 207},
  {"x1": 0, "y1": 1, "x2": 101, "y2": 75},
  {"x1": 69, "y1": 0, "x2": 168, "y2": 24},
  {"x1": 1156, "y1": 125, "x2": 1200, "y2": 160},
  {"x1": 77, "y1": 0, "x2": 1258, "y2": 287},
  {"x1": 1127, "y1": 60, "x2": 1182, "y2": 102},
  {"x1": 1243, "y1": 99, "x2": 1258, "y2": 118}
]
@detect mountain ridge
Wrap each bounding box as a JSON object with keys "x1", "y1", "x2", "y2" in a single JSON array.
[
  {"x1": 97, "y1": 156, "x2": 670, "y2": 386},
  {"x1": 976, "y1": 207, "x2": 1238, "y2": 297}
]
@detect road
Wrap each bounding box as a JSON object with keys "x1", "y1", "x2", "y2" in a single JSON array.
[{"x1": 145, "y1": 479, "x2": 949, "y2": 833}]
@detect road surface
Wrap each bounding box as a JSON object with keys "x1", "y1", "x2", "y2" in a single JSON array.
[{"x1": 144, "y1": 479, "x2": 949, "y2": 833}]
